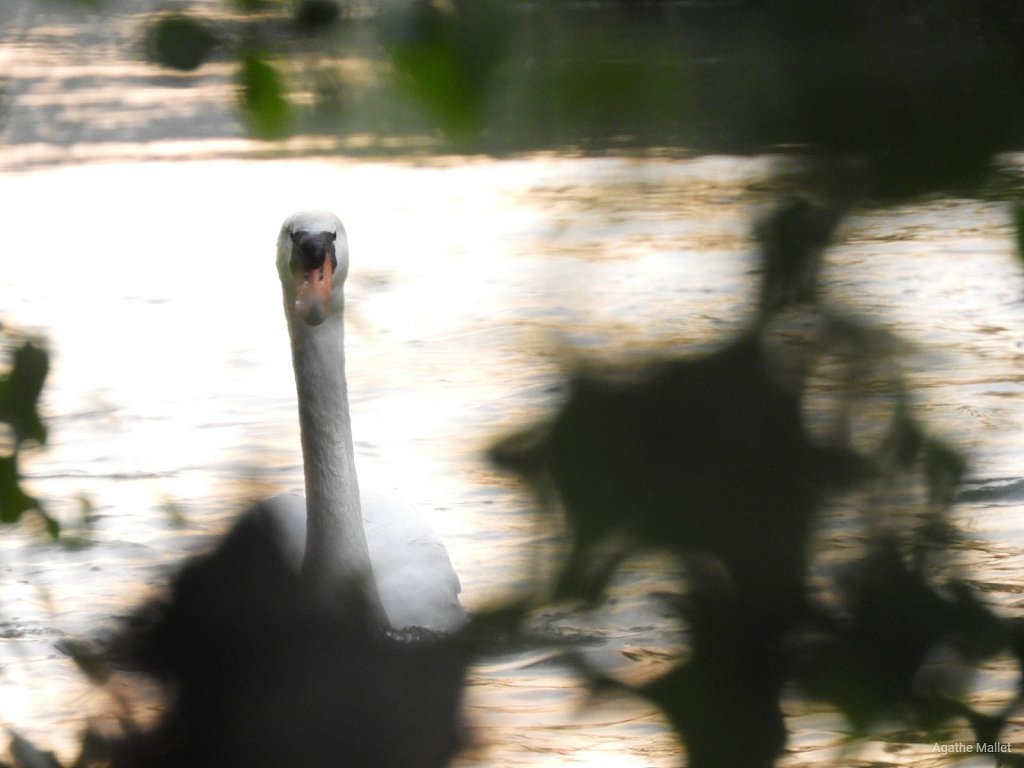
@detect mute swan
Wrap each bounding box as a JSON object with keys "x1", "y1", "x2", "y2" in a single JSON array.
[
  {"x1": 257, "y1": 209, "x2": 465, "y2": 631},
  {"x1": 99, "y1": 211, "x2": 467, "y2": 767}
]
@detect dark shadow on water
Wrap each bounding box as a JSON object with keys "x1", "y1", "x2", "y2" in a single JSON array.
[
  {"x1": 492, "y1": 194, "x2": 1024, "y2": 767},
  {"x1": 102, "y1": 504, "x2": 469, "y2": 768}
]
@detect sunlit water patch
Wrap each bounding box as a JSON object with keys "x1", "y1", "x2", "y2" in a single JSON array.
[{"x1": 1, "y1": 155, "x2": 1024, "y2": 764}]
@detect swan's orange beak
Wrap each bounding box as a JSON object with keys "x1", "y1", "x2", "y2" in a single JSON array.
[{"x1": 294, "y1": 255, "x2": 334, "y2": 326}]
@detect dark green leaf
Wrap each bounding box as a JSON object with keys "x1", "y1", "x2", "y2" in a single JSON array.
[
  {"x1": 0, "y1": 454, "x2": 37, "y2": 525},
  {"x1": 237, "y1": 52, "x2": 292, "y2": 139},
  {"x1": 384, "y1": 0, "x2": 512, "y2": 137},
  {"x1": 145, "y1": 13, "x2": 217, "y2": 72},
  {"x1": 924, "y1": 439, "x2": 967, "y2": 508},
  {"x1": 1013, "y1": 201, "x2": 1024, "y2": 263},
  {"x1": 0, "y1": 340, "x2": 50, "y2": 448},
  {"x1": 295, "y1": 0, "x2": 342, "y2": 29}
]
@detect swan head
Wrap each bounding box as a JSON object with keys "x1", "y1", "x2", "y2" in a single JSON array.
[{"x1": 277, "y1": 210, "x2": 350, "y2": 327}]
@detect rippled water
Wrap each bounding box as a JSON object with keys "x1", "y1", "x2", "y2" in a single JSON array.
[
  {"x1": 2, "y1": 153, "x2": 1024, "y2": 766},
  {"x1": 4, "y1": 2, "x2": 1024, "y2": 763}
]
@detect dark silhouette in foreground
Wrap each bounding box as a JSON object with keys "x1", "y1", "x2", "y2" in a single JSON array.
[
  {"x1": 493, "y1": 198, "x2": 1024, "y2": 767},
  {"x1": 109, "y1": 504, "x2": 468, "y2": 768}
]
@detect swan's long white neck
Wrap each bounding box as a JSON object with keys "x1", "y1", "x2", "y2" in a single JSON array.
[{"x1": 282, "y1": 237, "x2": 385, "y2": 621}]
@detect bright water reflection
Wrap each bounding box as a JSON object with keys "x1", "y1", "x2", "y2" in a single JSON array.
[{"x1": 2, "y1": 154, "x2": 1024, "y2": 765}]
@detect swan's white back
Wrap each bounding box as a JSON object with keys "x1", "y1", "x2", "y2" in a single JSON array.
[{"x1": 258, "y1": 486, "x2": 465, "y2": 632}]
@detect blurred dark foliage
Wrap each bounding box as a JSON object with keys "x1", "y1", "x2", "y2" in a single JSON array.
[
  {"x1": 0, "y1": 325, "x2": 57, "y2": 536},
  {"x1": 1013, "y1": 203, "x2": 1024, "y2": 263},
  {"x1": 742, "y1": 0, "x2": 1024, "y2": 195},
  {"x1": 137, "y1": 0, "x2": 1024, "y2": 194},
  {"x1": 294, "y1": 0, "x2": 344, "y2": 29},
  {"x1": 92, "y1": 502, "x2": 468, "y2": 768},
  {"x1": 144, "y1": 13, "x2": 218, "y2": 72},
  {"x1": 237, "y1": 50, "x2": 293, "y2": 138},
  {"x1": 379, "y1": 0, "x2": 513, "y2": 137},
  {"x1": 492, "y1": 197, "x2": 1024, "y2": 766}
]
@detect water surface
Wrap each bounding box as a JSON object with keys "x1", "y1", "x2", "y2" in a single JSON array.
[{"x1": 3, "y1": 153, "x2": 1024, "y2": 765}]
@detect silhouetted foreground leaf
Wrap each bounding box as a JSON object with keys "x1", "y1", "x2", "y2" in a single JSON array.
[
  {"x1": 106, "y1": 502, "x2": 468, "y2": 768},
  {"x1": 0, "y1": 455, "x2": 38, "y2": 525},
  {"x1": 144, "y1": 13, "x2": 218, "y2": 72},
  {"x1": 8, "y1": 731, "x2": 62, "y2": 768},
  {"x1": 793, "y1": 540, "x2": 1007, "y2": 733},
  {"x1": 1013, "y1": 202, "x2": 1024, "y2": 264},
  {"x1": 493, "y1": 197, "x2": 1024, "y2": 766},
  {"x1": 0, "y1": 341, "x2": 49, "y2": 448},
  {"x1": 0, "y1": 334, "x2": 54, "y2": 533},
  {"x1": 295, "y1": 0, "x2": 342, "y2": 29}
]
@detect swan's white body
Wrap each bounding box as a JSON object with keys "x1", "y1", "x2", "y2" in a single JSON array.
[
  {"x1": 269, "y1": 210, "x2": 465, "y2": 632},
  {"x1": 258, "y1": 489, "x2": 465, "y2": 631}
]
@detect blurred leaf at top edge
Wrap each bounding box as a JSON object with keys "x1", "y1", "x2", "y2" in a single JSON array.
[
  {"x1": 295, "y1": 0, "x2": 343, "y2": 29},
  {"x1": 383, "y1": 0, "x2": 513, "y2": 138},
  {"x1": 145, "y1": 12, "x2": 218, "y2": 72},
  {"x1": 237, "y1": 51, "x2": 293, "y2": 139}
]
